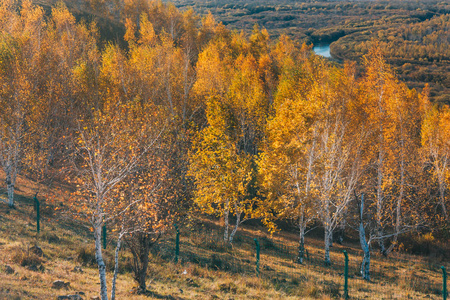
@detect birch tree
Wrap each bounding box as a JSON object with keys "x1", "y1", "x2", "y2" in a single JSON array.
[
  {"x1": 69, "y1": 41, "x2": 165, "y2": 299},
  {"x1": 114, "y1": 139, "x2": 176, "y2": 294},
  {"x1": 190, "y1": 38, "x2": 273, "y2": 242},
  {"x1": 258, "y1": 43, "x2": 321, "y2": 263},
  {"x1": 361, "y1": 46, "x2": 424, "y2": 255},
  {"x1": 0, "y1": 0, "x2": 47, "y2": 208},
  {"x1": 421, "y1": 103, "x2": 450, "y2": 221},
  {"x1": 311, "y1": 64, "x2": 364, "y2": 265}
]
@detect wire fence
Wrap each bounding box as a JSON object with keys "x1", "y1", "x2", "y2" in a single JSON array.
[
  {"x1": 22, "y1": 199, "x2": 449, "y2": 299},
  {"x1": 151, "y1": 226, "x2": 448, "y2": 300}
]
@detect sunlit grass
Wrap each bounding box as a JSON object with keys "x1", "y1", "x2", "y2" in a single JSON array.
[{"x1": 0, "y1": 173, "x2": 447, "y2": 299}]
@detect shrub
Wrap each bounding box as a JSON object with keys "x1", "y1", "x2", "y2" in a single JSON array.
[
  {"x1": 43, "y1": 232, "x2": 60, "y2": 244},
  {"x1": 321, "y1": 280, "x2": 341, "y2": 298},
  {"x1": 11, "y1": 246, "x2": 44, "y2": 271},
  {"x1": 210, "y1": 254, "x2": 223, "y2": 270},
  {"x1": 399, "y1": 232, "x2": 448, "y2": 259},
  {"x1": 306, "y1": 284, "x2": 320, "y2": 297},
  {"x1": 218, "y1": 281, "x2": 238, "y2": 294},
  {"x1": 77, "y1": 246, "x2": 96, "y2": 266}
]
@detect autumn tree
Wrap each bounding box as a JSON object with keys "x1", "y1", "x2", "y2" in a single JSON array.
[
  {"x1": 68, "y1": 39, "x2": 165, "y2": 299},
  {"x1": 123, "y1": 6, "x2": 206, "y2": 218},
  {"x1": 421, "y1": 102, "x2": 450, "y2": 221},
  {"x1": 113, "y1": 143, "x2": 175, "y2": 294},
  {"x1": 258, "y1": 40, "x2": 321, "y2": 263},
  {"x1": 349, "y1": 47, "x2": 427, "y2": 280},
  {"x1": 188, "y1": 105, "x2": 259, "y2": 243},
  {"x1": 0, "y1": 0, "x2": 50, "y2": 208},
  {"x1": 190, "y1": 31, "x2": 274, "y2": 242},
  {"x1": 360, "y1": 45, "x2": 424, "y2": 256},
  {"x1": 99, "y1": 42, "x2": 180, "y2": 289},
  {"x1": 312, "y1": 64, "x2": 365, "y2": 265}
]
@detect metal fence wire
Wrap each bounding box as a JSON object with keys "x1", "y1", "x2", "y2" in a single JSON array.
[{"x1": 152, "y1": 227, "x2": 448, "y2": 300}]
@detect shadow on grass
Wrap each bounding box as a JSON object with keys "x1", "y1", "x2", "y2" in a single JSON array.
[{"x1": 139, "y1": 289, "x2": 185, "y2": 300}]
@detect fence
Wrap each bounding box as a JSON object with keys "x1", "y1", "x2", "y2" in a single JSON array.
[
  {"x1": 151, "y1": 226, "x2": 448, "y2": 300},
  {"x1": 26, "y1": 198, "x2": 448, "y2": 299}
]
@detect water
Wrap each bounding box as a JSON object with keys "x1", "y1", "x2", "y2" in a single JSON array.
[{"x1": 313, "y1": 45, "x2": 331, "y2": 58}]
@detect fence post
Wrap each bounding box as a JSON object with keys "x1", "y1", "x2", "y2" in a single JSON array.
[
  {"x1": 343, "y1": 250, "x2": 349, "y2": 300},
  {"x1": 254, "y1": 238, "x2": 260, "y2": 277},
  {"x1": 174, "y1": 223, "x2": 179, "y2": 263},
  {"x1": 34, "y1": 195, "x2": 40, "y2": 234},
  {"x1": 443, "y1": 266, "x2": 447, "y2": 300}
]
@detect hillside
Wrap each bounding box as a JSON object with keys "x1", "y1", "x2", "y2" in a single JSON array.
[
  {"x1": 0, "y1": 173, "x2": 448, "y2": 299},
  {"x1": 0, "y1": 1, "x2": 449, "y2": 299}
]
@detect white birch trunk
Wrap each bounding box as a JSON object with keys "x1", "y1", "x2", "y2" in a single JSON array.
[
  {"x1": 439, "y1": 184, "x2": 448, "y2": 220},
  {"x1": 223, "y1": 200, "x2": 229, "y2": 242},
  {"x1": 111, "y1": 234, "x2": 123, "y2": 300},
  {"x1": 324, "y1": 223, "x2": 332, "y2": 266},
  {"x1": 323, "y1": 195, "x2": 332, "y2": 266},
  {"x1": 228, "y1": 211, "x2": 241, "y2": 244},
  {"x1": 433, "y1": 148, "x2": 448, "y2": 220},
  {"x1": 7, "y1": 183, "x2": 14, "y2": 208},
  {"x1": 376, "y1": 147, "x2": 387, "y2": 256},
  {"x1": 358, "y1": 194, "x2": 370, "y2": 280},
  {"x1": 376, "y1": 87, "x2": 388, "y2": 256},
  {"x1": 360, "y1": 225, "x2": 370, "y2": 281},
  {"x1": 4, "y1": 161, "x2": 18, "y2": 208},
  {"x1": 94, "y1": 225, "x2": 108, "y2": 300},
  {"x1": 386, "y1": 116, "x2": 406, "y2": 255},
  {"x1": 387, "y1": 150, "x2": 405, "y2": 255},
  {"x1": 6, "y1": 171, "x2": 15, "y2": 208},
  {"x1": 297, "y1": 224, "x2": 305, "y2": 264}
]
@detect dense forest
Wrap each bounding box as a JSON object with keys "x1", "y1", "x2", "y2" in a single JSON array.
[
  {"x1": 164, "y1": 0, "x2": 450, "y2": 104},
  {"x1": 0, "y1": 1, "x2": 449, "y2": 299},
  {"x1": 27, "y1": 0, "x2": 450, "y2": 102}
]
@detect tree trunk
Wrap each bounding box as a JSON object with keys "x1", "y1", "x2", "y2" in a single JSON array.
[
  {"x1": 296, "y1": 225, "x2": 305, "y2": 264},
  {"x1": 324, "y1": 226, "x2": 332, "y2": 266},
  {"x1": 439, "y1": 185, "x2": 448, "y2": 220},
  {"x1": 6, "y1": 173, "x2": 15, "y2": 208},
  {"x1": 358, "y1": 194, "x2": 370, "y2": 280},
  {"x1": 377, "y1": 228, "x2": 387, "y2": 256},
  {"x1": 228, "y1": 212, "x2": 241, "y2": 244},
  {"x1": 137, "y1": 238, "x2": 150, "y2": 292},
  {"x1": 138, "y1": 266, "x2": 147, "y2": 292},
  {"x1": 336, "y1": 218, "x2": 346, "y2": 245},
  {"x1": 111, "y1": 234, "x2": 123, "y2": 300},
  {"x1": 387, "y1": 127, "x2": 406, "y2": 255},
  {"x1": 94, "y1": 225, "x2": 108, "y2": 300},
  {"x1": 7, "y1": 182, "x2": 14, "y2": 208},
  {"x1": 127, "y1": 232, "x2": 153, "y2": 293},
  {"x1": 223, "y1": 201, "x2": 229, "y2": 242},
  {"x1": 376, "y1": 120, "x2": 387, "y2": 256},
  {"x1": 360, "y1": 236, "x2": 370, "y2": 281}
]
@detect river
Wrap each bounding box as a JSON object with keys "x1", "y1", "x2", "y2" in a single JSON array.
[{"x1": 313, "y1": 44, "x2": 331, "y2": 58}]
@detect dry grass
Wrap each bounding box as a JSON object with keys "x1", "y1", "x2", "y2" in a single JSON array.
[{"x1": 0, "y1": 173, "x2": 448, "y2": 299}]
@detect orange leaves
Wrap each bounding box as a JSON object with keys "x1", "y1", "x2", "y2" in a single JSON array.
[
  {"x1": 124, "y1": 18, "x2": 137, "y2": 43},
  {"x1": 138, "y1": 14, "x2": 156, "y2": 46}
]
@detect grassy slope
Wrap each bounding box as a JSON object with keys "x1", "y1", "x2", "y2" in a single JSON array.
[{"x1": 0, "y1": 173, "x2": 448, "y2": 299}]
